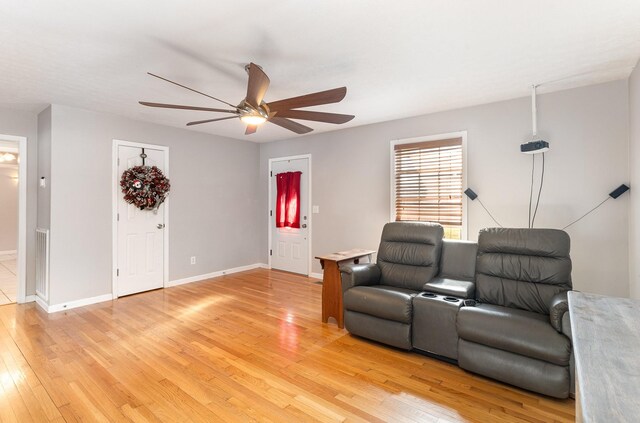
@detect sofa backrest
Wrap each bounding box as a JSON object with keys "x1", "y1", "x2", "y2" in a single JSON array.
[
  {"x1": 439, "y1": 239, "x2": 478, "y2": 281},
  {"x1": 378, "y1": 221, "x2": 444, "y2": 290},
  {"x1": 475, "y1": 227, "x2": 572, "y2": 314}
]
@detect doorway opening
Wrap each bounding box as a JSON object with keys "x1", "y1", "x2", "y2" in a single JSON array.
[
  {"x1": 268, "y1": 154, "x2": 312, "y2": 275},
  {"x1": 0, "y1": 134, "x2": 27, "y2": 305}
]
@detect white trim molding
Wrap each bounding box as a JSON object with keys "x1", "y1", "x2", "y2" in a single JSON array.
[
  {"x1": 0, "y1": 134, "x2": 27, "y2": 303},
  {"x1": 37, "y1": 293, "x2": 114, "y2": 314},
  {"x1": 35, "y1": 296, "x2": 48, "y2": 312},
  {"x1": 168, "y1": 263, "x2": 269, "y2": 287},
  {"x1": 390, "y1": 131, "x2": 469, "y2": 240}
]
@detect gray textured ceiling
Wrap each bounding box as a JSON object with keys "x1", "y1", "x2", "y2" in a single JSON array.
[{"x1": 1, "y1": 0, "x2": 639, "y2": 142}]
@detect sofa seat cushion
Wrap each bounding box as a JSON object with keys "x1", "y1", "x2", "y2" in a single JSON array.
[
  {"x1": 343, "y1": 286, "x2": 417, "y2": 323},
  {"x1": 457, "y1": 304, "x2": 571, "y2": 366},
  {"x1": 423, "y1": 277, "x2": 474, "y2": 299}
]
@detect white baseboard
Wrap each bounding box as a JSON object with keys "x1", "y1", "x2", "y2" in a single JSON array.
[
  {"x1": 259, "y1": 264, "x2": 322, "y2": 280},
  {"x1": 34, "y1": 296, "x2": 48, "y2": 312},
  {"x1": 44, "y1": 293, "x2": 114, "y2": 314},
  {"x1": 23, "y1": 295, "x2": 36, "y2": 303},
  {"x1": 0, "y1": 250, "x2": 17, "y2": 256},
  {"x1": 33, "y1": 263, "x2": 273, "y2": 313},
  {"x1": 167, "y1": 262, "x2": 269, "y2": 287},
  {"x1": 255, "y1": 263, "x2": 321, "y2": 280}
]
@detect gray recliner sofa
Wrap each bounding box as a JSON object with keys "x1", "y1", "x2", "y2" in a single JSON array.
[
  {"x1": 341, "y1": 221, "x2": 443, "y2": 349},
  {"x1": 457, "y1": 228, "x2": 573, "y2": 398},
  {"x1": 340, "y1": 223, "x2": 574, "y2": 399}
]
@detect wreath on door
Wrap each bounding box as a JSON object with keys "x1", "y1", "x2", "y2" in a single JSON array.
[{"x1": 120, "y1": 165, "x2": 171, "y2": 210}]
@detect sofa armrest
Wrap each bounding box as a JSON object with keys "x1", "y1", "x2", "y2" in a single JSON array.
[
  {"x1": 549, "y1": 291, "x2": 569, "y2": 332},
  {"x1": 340, "y1": 263, "x2": 381, "y2": 292},
  {"x1": 561, "y1": 312, "x2": 572, "y2": 340},
  {"x1": 423, "y1": 277, "x2": 475, "y2": 299}
]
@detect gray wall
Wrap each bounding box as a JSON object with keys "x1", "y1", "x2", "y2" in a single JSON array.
[
  {"x1": 260, "y1": 80, "x2": 630, "y2": 297},
  {"x1": 630, "y1": 62, "x2": 640, "y2": 299},
  {"x1": 0, "y1": 166, "x2": 18, "y2": 251},
  {"x1": 37, "y1": 107, "x2": 52, "y2": 230},
  {"x1": 47, "y1": 105, "x2": 261, "y2": 305},
  {"x1": 0, "y1": 107, "x2": 38, "y2": 296}
]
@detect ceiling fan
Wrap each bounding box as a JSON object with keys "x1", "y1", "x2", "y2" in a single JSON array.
[{"x1": 139, "y1": 63, "x2": 355, "y2": 135}]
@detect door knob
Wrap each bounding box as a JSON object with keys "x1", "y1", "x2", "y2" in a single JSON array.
[
  {"x1": 157, "y1": 223, "x2": 165, "y2": 229},
  {"x1": 301, "y1": 224, "x2": 307, "y2": 228}
]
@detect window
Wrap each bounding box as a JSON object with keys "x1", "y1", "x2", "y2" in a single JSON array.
[{"x1": 393, "y1": 136, "x2": 464, "y2": 239}]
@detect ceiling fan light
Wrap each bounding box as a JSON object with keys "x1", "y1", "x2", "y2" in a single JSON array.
[{"x1": 240, "y1": 115, "x2": 267, "y2": 125}]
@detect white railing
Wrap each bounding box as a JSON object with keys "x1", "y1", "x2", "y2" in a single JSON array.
[{"x1": 35, "y1": 228, "x2": 50, "y2": 301}]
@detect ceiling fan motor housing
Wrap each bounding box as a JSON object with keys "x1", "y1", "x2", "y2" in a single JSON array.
[{"x1": 238, "y1": 100, "x2": 269, "y2": 120}]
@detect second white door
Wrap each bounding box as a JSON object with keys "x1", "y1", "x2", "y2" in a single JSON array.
[
  {"x1": 116, "y1": 144, "x2": 166, "y2": 297},
  {"x1": 270, "y1": 157, "x2": 309, "y2": 275}
]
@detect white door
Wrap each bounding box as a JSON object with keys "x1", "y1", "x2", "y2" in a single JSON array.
[
  {"x1": 116, "y1": 145, "x2": 166, "y2": 297},
  {"x1": 270, "y1": 157, "x2": 309, "y2": 275}
]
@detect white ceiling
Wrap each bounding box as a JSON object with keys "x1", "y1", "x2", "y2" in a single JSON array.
[{"x1": 1, "y1": 1, "x2": 639, "y2": 142}]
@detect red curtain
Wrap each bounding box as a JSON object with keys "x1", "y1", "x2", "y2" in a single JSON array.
[{"x1": 276, "y1": 171, "x2": 302, "y2": 228}]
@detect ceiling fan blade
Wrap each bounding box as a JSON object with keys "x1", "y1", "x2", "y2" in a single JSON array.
[
  {"x1": 245, "y1": 125, "x2": 258, "y2": 135},
  {"x1": 269, "y1": 117, "x2": 313, "y2": 134},
  {"x1": 147, "y1": 72, "x2": 238, "y2": 109},
  {"x1": 266, "y1": 87, "x2": 347, "y2": 112},
  {"x1": 245, "y1": 63, "x2": 270, "y2": 108},
  {"x1": 272, "y1": 110, "x2": 354, "y2": 124},
  {"x1": 186, "y1": 116, "x2": 238, "y2": 126},
  {"x1": 139, "y1": 101, "x2": 238, "y2": 114}
]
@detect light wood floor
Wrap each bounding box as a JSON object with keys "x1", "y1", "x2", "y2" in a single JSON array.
[{"x1": 0, "y1": 269, "x2": 575, "y2": 422}]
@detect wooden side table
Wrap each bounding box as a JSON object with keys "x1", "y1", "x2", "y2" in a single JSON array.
[{"x1": 315, "y1": 249, "x2": 375, "y2": 328}]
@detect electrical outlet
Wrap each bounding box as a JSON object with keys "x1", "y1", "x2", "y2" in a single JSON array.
[{"x1": 190, "y1": 256, "x2": 196, "y2": 265}]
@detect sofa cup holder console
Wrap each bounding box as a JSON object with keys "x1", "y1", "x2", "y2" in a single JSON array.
[{"x1": 412, "y1": 292, "x2": 465, "y2": 360}]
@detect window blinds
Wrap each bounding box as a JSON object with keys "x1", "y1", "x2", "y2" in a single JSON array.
[{"x1": 394, "y1": 138, "x2": 463, "y2": 226}]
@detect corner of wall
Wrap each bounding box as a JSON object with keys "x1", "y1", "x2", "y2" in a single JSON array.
[
  {"x1": 36, "y1": 105, "x2": 52, "y2": 230},
  {"x1": 628, "y1": 59, "x2": 640, "y2": 299}
]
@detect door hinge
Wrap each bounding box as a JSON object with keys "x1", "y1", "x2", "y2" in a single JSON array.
[
  {"x1": 116, "y1": 268, "x2": 119, "y2": 276},
  {"x1": 270, "y1": 171, "x2": 272, "y2": 177},
  {"x1": 117, "y1": 158, "x2": 120, "y2": 166},
  {"x1": 270, "y1": 210, "x2": 272, "y2": 216},
  {"x1": 270, "y1": 249, "x2": 272, "y2": 256},
  {"x1": 117, "y1": 213, "x2": 120, "y2": 221}
]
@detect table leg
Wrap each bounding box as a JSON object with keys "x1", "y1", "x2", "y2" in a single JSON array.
[{"x1": 321, "y1": 260, "x2": 343, "y2": 328}]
